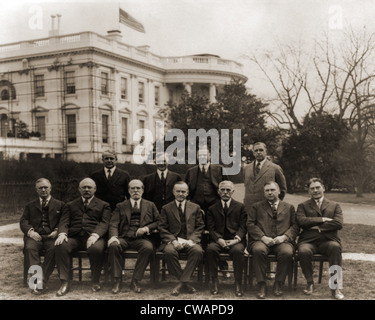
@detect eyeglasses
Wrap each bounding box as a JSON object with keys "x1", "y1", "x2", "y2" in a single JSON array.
[{"x1": 104, "y1": 157, "x2": 115, "y2": 160}]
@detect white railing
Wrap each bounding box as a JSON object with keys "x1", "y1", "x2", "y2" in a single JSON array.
[
  {"x1": 60, "y1": 35, "x2": 81, "y2": 43},
  {"x1": 0, "y1": 44, "x2": 21, "y2": 52},
  {"x1": 193, "y1": 57, "x2": 209, "y2": 63}
]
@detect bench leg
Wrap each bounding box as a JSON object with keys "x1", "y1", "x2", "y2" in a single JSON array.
[{"x1": 318, "y1": 261, "x2": 324, "y2": 284}]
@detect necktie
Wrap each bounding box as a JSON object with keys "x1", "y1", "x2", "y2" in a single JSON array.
[
  {"x1": 42, "y1": 199, "x2": 47, "y2": 208},
  {"x1": 161, "y1": 172, "x2": 166, "y2": 202},
  {"x1": 255, "y1": 161, "x2": 261, "y2": 175},
  {"x1": 84, "y1": 199, "x2": 89, "y2": 210},
  {"x1": 316, "y1": 200, "x2": 321, "y2": 209},
  {"x1": 224, "y1": 201, "x2": 229, "y2": 228},
  {"x1": 134, "y1": 201, "x2": 138, "y2": 209},
  {"x1": 201, "y1": 165, "x2": 206, "y2": 175},
  {"x1": 107, "y1": 169, "x2": 112, "y2": 180},
  {"x1": 271, "y1": 203, "x2": 277, "y2": 237}
]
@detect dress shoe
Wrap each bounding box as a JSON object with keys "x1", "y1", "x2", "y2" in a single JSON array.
[
  {"x1": 303, "y1": 283, "x2": 314, "y2": 295},
  {"x1": 91, "y1": 282, "x2": 101, "y2": 292},
  {"x1": 130, "y1": 279, "x2": 142, "y2": 293},
  {"x1": 257, "y1": 282, "x2": 267, "y2": 299},
  {"x1": 171, "y1": 282, "x2": 184, "y2": 296},
  {"x1": 56, "y1": 280, "x2": 70, "y2": 297},
  {"x1": 112, "y1": 278, "x2": 121, "y2": 294},
  {"x1": 184, "y1": 283, "x2": 197, "y2": 294},
  {"x1": 211, "y1": 278, "x2": 219, "y2": 295},
  {"x1": 273, "y1": 281, "x2": 283, "y2": 297},
  {"x1": 332, "y1": 289, "x2": 345, "y2": 300},
  {"x1": 235, "y1": 280, "x2": 243, "y2": 297}
]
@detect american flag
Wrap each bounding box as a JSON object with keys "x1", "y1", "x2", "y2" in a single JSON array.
[{"x1": 119, "y1": 8, "x2": 145, "y2": 33}]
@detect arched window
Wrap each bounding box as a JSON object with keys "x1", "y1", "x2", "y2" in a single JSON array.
[{"x1": 1, "y1": 89, "x2": 9, "y2": 100}]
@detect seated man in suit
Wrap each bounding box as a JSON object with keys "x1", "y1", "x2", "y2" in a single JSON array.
[
  {"x1": 185, "y1": 147, "x2": 230, "y2": 278},
  {"x1": 247, "y1": 181, "x2": 299, "y2": 299},
  {"x1": 296, "y1": 177, "x2": 344, "y2": 300},
  {"x1": 90, "y1": 149, "x2": 130, "y2": 211},
  {"x1": 108, "y1": 179, "x2": 160, "y2": 294},
  {"x1": 206, "y1": 180, "x2": 247, "y2": 297},
  {"x1": 142, "y1": 153, "x2": 181, "y2": 249},
  {"x1": 159, "y1": 181, "x2": 205, "y2": 296},
  {"x1": 54, "y1": 178, "x2": 111, "y2": 296},
  {"x1": 20, "y1": 178, "x2": 65, "y2": 294}
]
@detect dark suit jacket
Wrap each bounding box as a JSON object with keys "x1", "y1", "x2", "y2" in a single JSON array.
[
  {"x1": 58, "y1": 196, "x2": 111, "y2": 238},
  {"x1": 142, "y1": 170, "x2": 182, "y2": 212},
  {"x1": 206, "y1": 199, "x2": 247, "y2": 243},
  {"x1": 185, "y1": 164, "x2": 228, "y2": 201},
  {"x1": 247, "y1": 200, "x2": 299, "y2": 248},
  {"x1": 296, "y1": 198, "x2": 343, "y2": 245},
  {"x1": 159, "y1": 200, "x2": 205, "y2": 247},
  {"x1": 243, "y1": 159, "x2": 287, "y2": 213},
  {"x1": 109, "y1": 199, "x2": 160, "y2": 238},
  {"x1": 20, "y1": 197, "x2": 65, "y2": 235},
  {"x1": 90, "y1": 167, "x2": 130, "y2": 211}
]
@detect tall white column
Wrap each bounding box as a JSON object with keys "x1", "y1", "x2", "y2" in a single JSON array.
[
  {"x1": 183, "y1": 82, "x2": 192, "y2": 95},
  {"x1": 209, "y1": 83, "x2": 217, "y2": 103}
]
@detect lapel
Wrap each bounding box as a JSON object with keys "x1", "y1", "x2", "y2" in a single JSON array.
[
  {"x1": 34, "y1": 199, "x2": 42, "y2": 212},
  {"x1": 320, "y1": 198, "x2": 330, "y2": 213},
  {"x1": 308, "y1": 199, "x2": 321, "y2": 216},
  {"x1": 277, "y1": 201, "x2": 286, "y2": 216},
  {"x1": 140, "y1": 199, "x2": 146, "y2": 223},
  {"x1": 226, "y1": 199, "x2": 235, "y2": 217},
  {"x1": 109, "y1": 168, "x2": 120, "y2": 184},
  {"x1": 172, "y1": 201, "x2": 181, "y2": 222},
  {"x1": 185, "y1": 201, "x2": 193, "y2": 222},
  {"x1": 47, "y1": 197, "x2": 56, "y2": 214},
  {"x1": 125, "y1": 200, "x2": 132, "y2": 222},
  {"x1": 255, "y1": 159, "x2": 269, "y2": 182},
  {"x1": 263, "y1": 201, "x2": 274, "y2": 219},
  {"x1": 165, "y1": 171, "x2": 173, "y2": 186}
]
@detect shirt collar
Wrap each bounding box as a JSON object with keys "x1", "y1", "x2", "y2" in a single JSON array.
[
  {"x1": 130, "y1": 198, "x2": 141, "y2": 207},
  {"x1": 82, "y1": 196, "x2": 94, "y2": 205},
  {"x1": 315, "y1": 197, "x2": 324, "y2": 204},
  {"x1": 40, "y1": 196, "x2": 51, "y2": 205},
  {"x1": 221, "y1": 199, "x2": 231, "y2": 208},
  {"x1": 175, "y1": 199, "x2": 186, "y2": 210},
  {"x1": 268, "y1": 200, "x2": 280, "y2": 208},
  {"x1": 257, "y1": 159, "x2": 266, "y2": 167},
  {"x1": 104, "y1": 166, "x2": 116, "y2": 174},
  {"x1": 157, "y1": 169, "x2": 168, "y2": 179},
  {"x1": 199, "y1": 163, "x2": 210, "y2": 171}
]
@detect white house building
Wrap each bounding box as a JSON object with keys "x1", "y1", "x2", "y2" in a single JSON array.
[{"x1": 0, "y1": 25, "x2": 247, "y2": 163}]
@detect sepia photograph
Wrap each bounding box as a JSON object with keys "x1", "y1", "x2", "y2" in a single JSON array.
[{"x1": 0, "y1": 0, "x2": 374, "y2": 309}]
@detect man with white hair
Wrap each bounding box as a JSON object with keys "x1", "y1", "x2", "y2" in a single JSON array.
[{"x1": 54, "y1": 178, "x2": 111, "y2": 296}]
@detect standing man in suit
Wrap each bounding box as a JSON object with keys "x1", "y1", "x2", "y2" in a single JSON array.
[
  {"x1": 206, "y1": 181, "x2": 247, "y2": 297},
  {"x1": 54, "y1": 178, "x2": 111, "y2": 296},
  {"x1": 296, "y1": 177, "x2": 344, "y2": 300},
  {"x1": 159, "y1": 181, "x2": 205, "y2": 296},
  {"x1": 185, "y1": 147, "x2": 230, "y2": 277},
  {"x1": 90, "y1": 149, "x2": 130, "y2": 211},
  {"x1": 142, "y1": 153, "x2": 182, "y2": 213},
  {"x1": 108, "y1": 179, "x2": 160, "y2": 294},
  {"x1": 243, "y1": 142, "x2": 287, "y2": 215},
  {"x1": 247, "y1": 181, "x2": 299, "y2": 299},
  {"x1": 20, "y1": 178, "x2": 65, "y2": 294}
]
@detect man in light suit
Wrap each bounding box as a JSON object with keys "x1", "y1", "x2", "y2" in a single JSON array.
[
  {"x1": 296, "y1": 177, "x2": 344, "y2": 300},
  {"x1": 247, "y1": 181, "x2": 299, "y2": 299},
  {"x1": 185, "y1": 148, "x2": 230, "y2": 277},
  {"x1": 108, "y1": 179, "x2": 160, "y2": 294},
  {"x1": 159, "y1": 181, "x2": 205, "y2": 296},
  {"x1": 243, "y1": 142, "x2": 287, "y2": 215},
  {"x1": 90, "y1": 149, "x2": 130, "y2": 211},
  {"x1": 206, "y1": 181, "x2": 247, "y2": 297},
  {"x1": 20, "y1": 178, "x2": 65, "y2": 294},
  {"x1": 54, "y1": 178, "x2": 111, "y2": 296}
]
